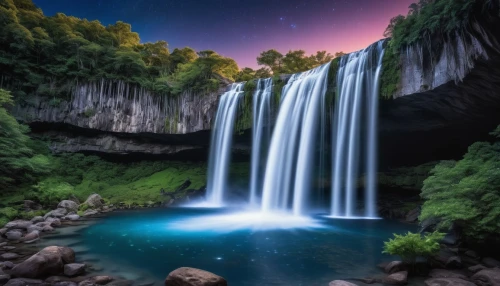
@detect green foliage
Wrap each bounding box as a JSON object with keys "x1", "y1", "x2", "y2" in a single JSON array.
[
  {"x1": 420, "y1": 132, "x2": 500, "y2": 239},
  {"x1": 386, "y1": 0, "x2": 478, "y2": 54},
  {"x1": 0, "y1": 89, "x2": 51, "y2": 188},
  {"x1": 32, "y1": 178, "x2": 75, "y2": 206},
  {"x1": 257, "y1": 49, "x2": 333, "y2": 75},
  {"x1": 83, "y1": 108, "x2": 95, "y2": 117},
  {"x1": 379, "y1": 45, "x2": 401, "y2": 99},
  {"x1": 0, "y1": 0, "x2": 239, "y2": 99},
  {"x1": 234, "y1": 80, "x2": 256, "y2": 134},
  {"x1": 168, "y1": 50, "x2": 238, "y2": 95},
  {"x1": 376, "y1": 162, "x2": 437, "y2": 190},
  {"x1": 383, "y1": 231, "x2": 445, "y2": 264}
]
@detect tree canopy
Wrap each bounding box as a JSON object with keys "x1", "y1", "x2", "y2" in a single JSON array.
[{"x1": 256, "y1": 49, "x2": 334, "y2": 74}]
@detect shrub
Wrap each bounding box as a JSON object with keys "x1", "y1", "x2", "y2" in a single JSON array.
[
  {"x1": 383, "y1": 231, "x2": 445, "y2": 265},
  {"x1": 420, "y1": 130, "x2": 500, "y2": 240}
]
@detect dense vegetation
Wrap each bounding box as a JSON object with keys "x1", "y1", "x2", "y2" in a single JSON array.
[
  {"x1": 0, "y1": 88, "x2": 50, "y2": 188},
  {"x1": 420, "y1": 126, "x2": 500, "y2": 241},
  {"x1": 0, "y1": 0, "x2": 239, "y2": 98}
]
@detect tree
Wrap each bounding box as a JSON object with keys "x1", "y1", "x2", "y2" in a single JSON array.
[
  {"x1": 107, "y1": 21, "x2": 139, "y2": 47},
  {"x1": 384, "y1": 15, "x2": 405, "y2": 37},
  {"x1": 0, "y1": 89, "x2": 50, "y2": 188},
  {"x1": 257, "y1": 49, "x2": 283, "y2": 74},
  {"x1": 420, "y1": 125, "x2": 500, "y2": 240}
]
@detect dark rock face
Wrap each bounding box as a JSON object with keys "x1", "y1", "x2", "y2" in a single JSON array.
[
  {"x1": 164, "y1": 267, "x2": 227, "y2": 286},
  {"x1": 472, "y1": 268, "x2": 500, "y2": 286},
  {"x1": 379, "y1": 54, "x2": 500, "y2": 168}
]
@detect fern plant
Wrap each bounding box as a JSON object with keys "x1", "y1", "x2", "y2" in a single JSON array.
[{"x1": 383, "y1": 231, "x2": 445, "y2": 267}]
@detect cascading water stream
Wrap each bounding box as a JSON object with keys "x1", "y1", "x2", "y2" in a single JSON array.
[
  {"x1": 260, "y1": 63, "x2": 331, "y2": 216},
  {"x1": 249, "y1": 78, "x2": 274, "y2": 206},
  {"x1": 330, "y1": 41, "x2": 385, "y2": 218},
  {"x1": 206, "y1": 83, "x2": 245, "y2": 206}
]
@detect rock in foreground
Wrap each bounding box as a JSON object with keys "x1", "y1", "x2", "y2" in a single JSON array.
[
  {"x1": 472, "y1": 268, "x2": 500, "y2": 286},
  {"x1": 10, "y1": 246, "x2": 75, "y2": 278},
  {"x1": 329, "y1": 280, "x2": 358, "y2": 286},
  {"x1": 165, "y1": 267, "x2": 227, "y2": 286},
  {"x1": 424, "y1": 278, "x2": 475, "y2": 286}
]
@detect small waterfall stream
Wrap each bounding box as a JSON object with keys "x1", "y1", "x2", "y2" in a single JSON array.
[
  {"x1": 249, "y1": 78, "x2": 274, "y2": 206},
  {"x1": 206, "y1": 83, "x2": 245, "y2": 206},
  {"x1": 331, "y1": 41, "x2": 385, "y2": 218},
  {"x1": 260, "y1": 64, "x2": 331, "y2": 215}
]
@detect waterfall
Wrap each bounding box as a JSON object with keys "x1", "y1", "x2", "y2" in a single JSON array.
[
  {"x1": 260, "y1": 63, "x2": 331, "y2": 215},
  {"x1": 249, "y1": 78, "x2": 274, "y2": 206},
  {"x1": 330, "y1": 41, "x2": 385, "y2": 218},
  {"x1": 206, "y1": 83, "x2": 245, "y2": 206}
]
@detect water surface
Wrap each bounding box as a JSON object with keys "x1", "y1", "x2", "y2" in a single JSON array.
[{"x1": 74, "y1": 208, "x2": 414, "y2": 285}]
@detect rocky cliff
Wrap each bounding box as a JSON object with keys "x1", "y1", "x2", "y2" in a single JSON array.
[
  {"x1": 12, "y1": 80, "x2": 226, "y2": 156},
  {"x1": 396, "y1": 20, "x2": 499, "y2": 97},
  {"x1": 13, "y1": 80, "x2": 222, "y2": 134}
]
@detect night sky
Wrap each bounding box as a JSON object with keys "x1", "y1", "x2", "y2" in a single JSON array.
[{"x1": 32, "y1": 0, "x2": 414, "y2": 69}]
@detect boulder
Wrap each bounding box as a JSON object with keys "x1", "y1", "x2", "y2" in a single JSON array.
[
  {"x1": 22, "y1": 230, "x2": 40, "y2": 243},
  {"x1": 83, "y1": 210, "x2": 99, "y2": 217},
  {"x1": 55, "y1": 282, "x2": 78, "y2": 286},
  {"x1": 42, "y1": 225, "x2": 54, "y2": 232},
  {"x1": 405, "y1": 207, "x2": 420, "y2": 222},
  {"x1": 107, "y1": 280, "x2": 133, "y2": 286},
  {"x1": 5, "y1": 230, "x2": 23, "y2": 241},
  {"x1": 1, "y1": 261, "x2": 14, "y2": 269},
  {"x1": 382, "y1": 271, "x2": 408, "y2": 285},
  {"x1": 0, "y1": 253, "x2": 19, "y2": 261},
  {"x1": 64, "y1": 215, "x2": 80, "y2": 221},
  {"x1": 384, "y1": 261, "x2": 406, "y2": 274},
  {"x1": 4, "y1": 221, "x2": 32, "y2": 230},
  {"x1": 45, "y1": 218, "x2": 61, "y2": 227},
  {"x1": 4, "y1": 278, "x2": 44, "y2": 285},
  {"x1": 432, "y1": 249, "x2": 462, "y2": 268},
  {"x1": 468, "y1": 264, "x2": 487, "y2": 273},
  {"x1": 78, "y1": 281, "x2": 95, "y2": 286},
  {"x1": 464, "y1": 250, "x2": 479, "y2": 259},
  {"x1": 84, "y1": 194, "x2": 104, "y2": 209},
  {"x1": 45, "y1": 276, "x2": 69, "y2": 283},
  {"x1": 0, "y1": 274, "x2": 10, "y2": 285},
  {"x1": 24, "y1": 200, "x2": 42, "y2": 211},
  {"x1": 2, "y1": 246, "x2": 15, "y2": 251},
  {"x1": 57, "y1": 201, "x2": 79, "y2": 213},
  {"x1": 44, "y1": 208, "x2": 68, "y2": 219},
  {"x1": 27, "y1": 225, "x2": 43, "y2": 233},
  {"x1": 30, "y1": 216, "x2": 44, "y2": 224},
  {"x1": 165, "y1": 267, "x2": 227, "y2": 286},
  {"x1": 89, "y1": 275, "x2": 114, "y2": 285},
  {"x1": 424, "y1": 278, "x2": 475, "y2": 286},
  {"x1": 64, "y1": 263, "x2": 85, "y2": 277},
  {"x1": 10, "y1": 246, "x2": 75, "y2": 278},
  {"x1": 481, "y1": 257, "x2": 500, "y2": 268},
  {"x1": 329, "y1": 281, "x2": 358, "y2": 286},
  {"x1": 472, "y1": 268, "x2": 500, "y2": 286},
  {"x1": 0, "y1": 242, "x2": 6, "y2": 247},
  {"x1": 429, "y1": 269, "x2": 467, "y2": 280}
]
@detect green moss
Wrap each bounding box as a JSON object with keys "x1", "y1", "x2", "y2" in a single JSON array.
[
  {"x1": 272, "y1": 75, "x2": 286, "y2": 108},
  {"x1": 0, "y1": 207, "x2": 19, "y2": 227},
  {"x1": 18, "y1": 209, "x2": 47, "y2": 220},
  {"x1": 79, "y1": 203, "x2": 90, "y2": 212},
  {"x1": 235, "y1": 80, "x2": 256, "y2": 134},
  {"x1": 379, "y1": 44, "x2": 401, "y2": 100},
  {"x1": 376, "y1": 162, "x2": 438, "y2": 191},
  {"x1": 83, "y1": 108, "x2": 96, "y2": 118}
]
